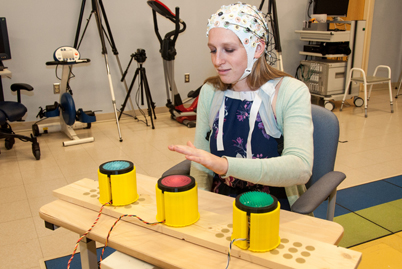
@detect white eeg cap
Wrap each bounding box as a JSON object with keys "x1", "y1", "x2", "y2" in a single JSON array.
[{"x1": 207, "y1": 2, "x2": 269, "y2": 81}]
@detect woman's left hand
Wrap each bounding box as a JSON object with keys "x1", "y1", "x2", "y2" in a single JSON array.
[{"x1": 168, "y1": 141, "x2": 228, "y2": 176}]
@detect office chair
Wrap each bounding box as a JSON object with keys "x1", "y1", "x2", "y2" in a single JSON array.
[
  {"x1": 162, "y1": 104, "x2": 346, "y2": 221},
  {"x1": 340, "y1": 65, "x2": 393, "y2": 117},
  {"x1": 0, "y1": 83, "x2": 40, "y2": 160}
]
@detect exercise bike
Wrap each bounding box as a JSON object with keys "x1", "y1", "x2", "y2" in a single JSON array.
[
  {"x1": 147, "y1": 0, "x2": 200, "y2": 128},
  {"x1": 32, "y1": 47, "x2": 97, "y2": 147}
]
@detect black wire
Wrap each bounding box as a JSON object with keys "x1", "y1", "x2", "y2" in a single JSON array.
[
  {"x1": 295, "y1": 64, "x2": 302, "y2": 79},
  {"x1": 307, "y1": 0, "x2": 314, "y2": 19},
  {"x1": 295, "y1": 64, "x2": 314, "y2": 82},
  {"x1": 55, "y1": 65, "x2": 61, "y2": 80},
  {"x1": 55, "y1": 65, "x2": 76, "y2": 95},
  {"x1": 225, "y1": 238, "x2": 248, "y2": 269},
  {"x1": 264, "y1": 13, "x2": 277, "y2": 66}
]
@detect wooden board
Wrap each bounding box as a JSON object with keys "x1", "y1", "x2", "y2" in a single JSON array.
[
  {"x1": 40, "y1": 200, "x2": 268, "y2": 269},
  {"x1": 52, "y1": 177, "x2": 361, "y2": 269}
]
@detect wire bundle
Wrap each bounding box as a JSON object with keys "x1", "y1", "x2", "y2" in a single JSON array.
[
  {"x1": 295, "y1": 63, "x2": 314, "y2": 81},
  {"x1": 226, "y1": 238, "x2": 248, "y2": 269},
  {"x1": 99, "y1": 214, "x2": 165, "y2": 265},
  {"x1": 66, "y1": 201, "x2": 164, "y2": 269},
  {"x1": 263, "y1": 12, "x2": 278, "y2": 66},
  {"x1": 67, "y1": 201, "x2": 112, "y2": 269}
]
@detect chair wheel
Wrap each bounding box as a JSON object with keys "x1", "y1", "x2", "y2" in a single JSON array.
[
  {"x1": 5, "y1": 137, "x2": 15, "y2": 150},
  {"x1": 32, "y1": 124, "x2": 40, "y2": 137},
  {"x1": 324, "y1": 101, "x2": 335, "y2": 111},
  {"x1": 32, "y1": 142, "x2": 40, "y2": 160},
  {"x1": 33, "y1": 149, "x2": 40, "y2": 160},
  {"x1": 353, "y1": 97, "x2": 364, "y2": 107}
]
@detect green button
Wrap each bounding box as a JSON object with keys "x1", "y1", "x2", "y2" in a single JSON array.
[
  {"x1": 102, "y1": 161, "x2": 130, "y2": 171},
  {"x1": 239, "y1": 191, "x2": 274, "y2": 208}
]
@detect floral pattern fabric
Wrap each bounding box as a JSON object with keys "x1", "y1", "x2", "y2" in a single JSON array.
[{"x1": 210, "y1": 96, "x2": 280, "y2": 197}]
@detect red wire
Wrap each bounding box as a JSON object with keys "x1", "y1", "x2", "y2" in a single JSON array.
[
  {"x1": 99, "y1": 214, "x2": 164, "y2": 267},
  {"x1": 66, "y1": 201, "x2": 164, "y2": 269},
  {"x1": 67, "y1": 201, "x2": 112, "y2": 269}
]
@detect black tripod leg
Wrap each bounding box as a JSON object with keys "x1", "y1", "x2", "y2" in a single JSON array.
[
  {"x1": 119, "y1": 69, "x2": 140, "y2": 120},
  {"x1": 92, "y1": 0, "x2": 107, "y2": 54},
  {"x1": 141, "y1": 67, "x2": 157, "y2": 120},
  {"x1": 74, "y1": 0, "x2": 87, "y2": 48},
  {"x1": 140, "y1": 68, "x2": 155, "y2": 129},
  {"x1": 140, "y1": 72, "x2": 145, "y2": 106},
  {"x1": 68, "y1": 0, "x2": 87, "y2": 97},
  {"x1": 98, "y1": 0, "x2": 118, "y2": 55}
]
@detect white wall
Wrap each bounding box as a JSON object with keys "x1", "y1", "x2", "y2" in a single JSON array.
[
  {"x1": 367, "y1": 0, "x2": 402, "y2": 79},
  {"x1": 2, "y1": 1, "x2": 317, "y2": 121}
]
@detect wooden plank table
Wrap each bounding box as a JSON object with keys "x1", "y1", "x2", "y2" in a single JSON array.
[{"x1": 39, "y1": 173, "x2": 361, "y2": 269}]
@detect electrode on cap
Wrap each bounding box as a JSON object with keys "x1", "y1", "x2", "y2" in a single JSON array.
[
  {"x1": 156, "y1": 175, "x2": 199, "y2": 227},
  {"x1": 98, "y1": 160, "x2": 139, "y2": 206},
  {"x1": 232, "y1": 191, "x2": 280, "y2": 252}
]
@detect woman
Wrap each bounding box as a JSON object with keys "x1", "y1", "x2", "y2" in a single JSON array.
[{"x1": 168, "y1": 2, "x2": 313, "y2": 210}]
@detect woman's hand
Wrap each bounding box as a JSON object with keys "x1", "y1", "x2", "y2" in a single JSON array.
[{"x1": 168, "y1": 141, "x2": 228, "y2": 176}]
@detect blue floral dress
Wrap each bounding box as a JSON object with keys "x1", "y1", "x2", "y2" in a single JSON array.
[{"x1": 209, "y1": 92, "x2": 289, "y2": 209}]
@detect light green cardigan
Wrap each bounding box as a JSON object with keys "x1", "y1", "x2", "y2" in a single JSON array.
[{"x1": 190, "y1": 76, "x2": 314, "y2": 206}]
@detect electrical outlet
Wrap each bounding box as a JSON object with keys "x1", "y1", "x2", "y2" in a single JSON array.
[
  {"x1": 53, "y1": 83, "x2": 60, "y2": 94},
  {"x1": 184, "y1": 73, "x2": 190, "y2": 83}
]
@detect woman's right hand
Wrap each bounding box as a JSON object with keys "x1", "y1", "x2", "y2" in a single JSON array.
[{"x1": 168, "y1": 141, "x2": 228, "y2": 176}]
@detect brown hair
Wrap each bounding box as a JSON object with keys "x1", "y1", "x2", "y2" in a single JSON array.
[{"x1": 204, "y1": 56, "x2": 292, "y2": 91}]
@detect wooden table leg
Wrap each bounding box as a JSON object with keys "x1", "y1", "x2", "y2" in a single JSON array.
[{"x1": 79, "y1": 237, "x2": 98, "y2": 269}]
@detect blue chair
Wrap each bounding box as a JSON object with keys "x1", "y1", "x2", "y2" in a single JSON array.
[
  {"x1": 0, "y1": 83, "x2": 40, "y2": 160},
  {"x1": 290, "y1": 104, "x2": 345, "y2": 220},
  {"x1": 162, "y1": 104, "x2": 345, "y2": 221}
]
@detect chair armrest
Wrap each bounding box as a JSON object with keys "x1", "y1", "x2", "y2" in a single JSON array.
[
  {"x1": 10, "y1": 83, "x2": 34, "y2": 103},
  {"x1": 162, "y1": 159, "x2": 191, "y2": 177},
  {"x1": 291, "y1": 171, "x2": 346, "y2": 215},
  {"x1": 373, "y1": 65, "x2": 391, "y2": 78},
  {"x1": 11, "y1": 83, "x2": 34, "y2": 92}
]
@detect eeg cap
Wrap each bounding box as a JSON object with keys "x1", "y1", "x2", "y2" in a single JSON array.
[{"x1": 207, "y1": 2, "x2": 269, "y2": 81}]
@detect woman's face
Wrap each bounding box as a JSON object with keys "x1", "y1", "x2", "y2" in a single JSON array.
[{"x1": 208, "y1": 28, "x2": 248, "y2": 91}]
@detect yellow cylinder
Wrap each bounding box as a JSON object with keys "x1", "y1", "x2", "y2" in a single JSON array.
[
  {"x1": 231, "y1": 201, "x2": 249, "y2": 250},
  {"x1": 155, "y1": 186, "x2": 165, "y2": 222},
  {"x1": 232, "y1": 192, "x2": 280, "y2": 252},
  {"x1": 156, "y1": 175, "x2": 200, "y2": 227},
  {"x1": 98, "y1": 160, "x2": 139, "y2": 206},
  {"x1": 249, "y1": 202, "x2": 280, "y2": 252}
]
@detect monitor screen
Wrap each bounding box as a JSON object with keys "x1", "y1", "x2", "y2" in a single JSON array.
[
  {"x1": 0, "y1": 17, "x2": 12, "y2": 66},
  {"x1": 313, "y1": 0, "x2": 350, "y2": 17}
]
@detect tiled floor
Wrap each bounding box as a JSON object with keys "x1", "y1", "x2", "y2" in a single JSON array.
[
  {"x1": 314, "y1": 176, "x2": 402, "y2": 248},
  {"x1": 1, "y1": 85, "x2": 401, "y2": 268}
]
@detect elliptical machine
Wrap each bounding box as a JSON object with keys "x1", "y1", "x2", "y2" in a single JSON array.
[{"x1": 147, "y1": 0, "x2": 200, "y2": 128}]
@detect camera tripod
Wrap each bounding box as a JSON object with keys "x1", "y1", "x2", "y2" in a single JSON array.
[
  {"x1": 119, "y1": 49, "x2": 156, "y2": 129},
  {"x1": 72, "y1": 0, "x2": 137, "y2": 142}
]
